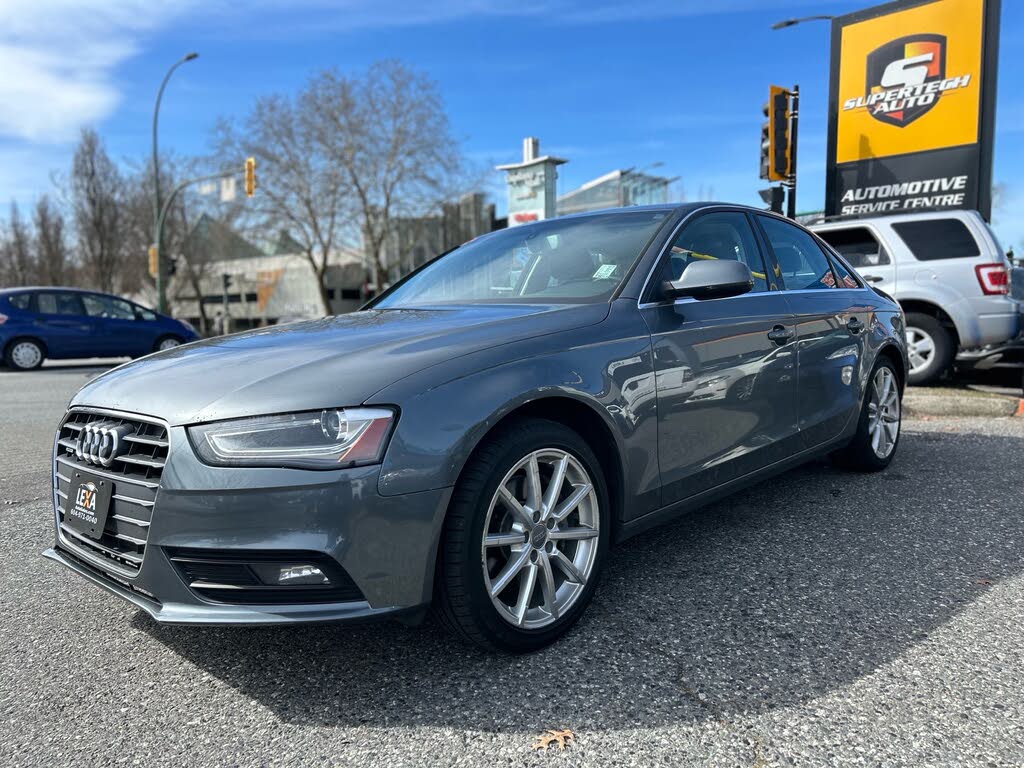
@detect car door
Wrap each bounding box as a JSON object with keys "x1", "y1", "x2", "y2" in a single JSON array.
[
  {"x1": 81, "y1": 293, "x2": 149, "y2": 357},
  {"x1": 640, "y1": 210, "x2": 799, "y2": 506},
  {"x1": 31, "y1": 291, "x2": 97, "y2": 358},
  {"x1": 814, "y1": 224, "x2": 896, "y2": 293},
  {"x1": 755, "y1": 215, "x2": 871, "y2": 450}
]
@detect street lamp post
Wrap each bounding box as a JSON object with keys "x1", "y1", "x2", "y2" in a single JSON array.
[{"x1": 152, "y1": 52, "x2": 198, "y2": 315}]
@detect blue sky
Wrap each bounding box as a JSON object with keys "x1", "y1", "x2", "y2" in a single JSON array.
[{"x1": 1, "y1": 0, "x2": 1022, "y2": 247}]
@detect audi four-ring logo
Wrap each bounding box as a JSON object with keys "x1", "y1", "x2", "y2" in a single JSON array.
[{"x1": 75, "y1": 421, "x2": 133, "y2": 467}]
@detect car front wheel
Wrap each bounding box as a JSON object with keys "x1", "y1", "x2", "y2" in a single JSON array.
[{"x1": 435, "y1": 418, "x2": 609, "y2": 653}]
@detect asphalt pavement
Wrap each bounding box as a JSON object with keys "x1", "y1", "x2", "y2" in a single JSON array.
[{"x1": 1, "y1": 366, "x2": 1023, "y2": 766}]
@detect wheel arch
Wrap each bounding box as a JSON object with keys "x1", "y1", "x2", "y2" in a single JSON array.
[
  {"x1": 453, "y1": 395, "x2": 627, "y2": 538},
  {"x1": 899, "y1": 299, "x2": 961, "y2": 349},
  {"x1": 875, "y1": 342, "x2": 907, "y2": 393}
]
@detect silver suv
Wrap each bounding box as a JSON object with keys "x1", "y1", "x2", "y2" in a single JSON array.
[{"x1": 811, "y1": 210, "x2": 1020, "y2": 385}]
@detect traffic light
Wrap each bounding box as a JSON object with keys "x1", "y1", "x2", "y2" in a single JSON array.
[
  {"x1": 222, "y1": 273, "x2": 233, "y2": 291},
  {"x1": 244, "y1": 156, "x2": 256, "y2": 197},
  {"x1": 760, "y1": 85, "x2": 791, "y2": 182}
]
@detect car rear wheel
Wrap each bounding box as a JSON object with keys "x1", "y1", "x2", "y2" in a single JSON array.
[
  {"x1": 904, "y1": 312, "x2": 953, "y2": 386},
  {"x1": 154, "y1": 335, "x2": 184, "y2": 352},
  {"x1": 833, "y1": 358, "x2": 902, "y2": 472},
  {"x1": 435, "y1": 418, "x2": 609, "y2": 653},
  {"x1": 4, "y1": 339, "x2": 45, "y2": 370}
]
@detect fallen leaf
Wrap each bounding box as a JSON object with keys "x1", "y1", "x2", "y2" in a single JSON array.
[
  {"x1": 976, "y1": 578, "x2": 993, "y2": 586},
  {"x1": 532, "y1": 728, "x2": 575, "y2": 752}
]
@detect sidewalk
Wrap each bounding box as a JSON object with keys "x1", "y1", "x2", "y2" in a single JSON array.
[{"x1": 904, "y1": 386, "x2": 1024, "y2": 418}]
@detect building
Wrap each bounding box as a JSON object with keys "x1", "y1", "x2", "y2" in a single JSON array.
[
  {"x1": 556, "y1": 169, "x2": 674, "y2": 216},
  {"x1": 171, "y1": 215, "x2": 366, "y2": 332},
  {"x1": 379, "y1": 192, "x2": 502, "y2": 282}
]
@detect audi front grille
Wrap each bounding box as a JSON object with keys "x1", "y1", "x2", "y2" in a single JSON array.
[{"x1": 53, "y1": 408, "x2": 168, "y2": 577}]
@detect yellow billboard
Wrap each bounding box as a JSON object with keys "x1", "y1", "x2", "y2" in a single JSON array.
[{"x1": 825, "y1": 0, "x2": 1000, "y2": 219}]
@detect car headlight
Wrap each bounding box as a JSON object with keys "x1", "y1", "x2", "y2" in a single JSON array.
[
  {"x1": 178, "y1": 319, "x2": 197, "y2": 334},
  {"x1": 188, "y1": 408, "x2": 396, "y2": 470}
]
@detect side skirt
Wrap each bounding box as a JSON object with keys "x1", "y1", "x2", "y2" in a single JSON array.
[{"x1": 615, "y1": 432, "x2": 853, "y2": 544}]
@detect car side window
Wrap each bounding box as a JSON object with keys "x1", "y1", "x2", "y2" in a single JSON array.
[
  {"x1": 6, "y1": 293, "x2": 31, "y2": 310},
  {"x1": 135, "y1": 305, "x2": 158, "y2": 321},
  {"x1": 758, "y1": 215, "x2": 837, "y2": 290},
  {"x1": 82, "y1": 294, "x2": 136, "y2": 320},
  {"x1": 816, "y1": 227, "x2": 890, "y2": 268},
  {"x1": 892, "y1": 218, "x2": 981, "y2": 261},
  {"x1": 658, "y1": 211, "x2": 769, "y2": 294},
  {"x1": 823, "y1": 249, "x2": 861, "y2": 289},
  {"x1": 37, "y1": 292, "x2": 84, "y2": 315}
]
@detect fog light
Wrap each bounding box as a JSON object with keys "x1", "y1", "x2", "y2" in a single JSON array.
[
  {"x1": 841, "y1": 365, "x2": 854, "y2": 385},
  {"x1": 251, "y1": 563, "x2": 331, "y2": 586}
]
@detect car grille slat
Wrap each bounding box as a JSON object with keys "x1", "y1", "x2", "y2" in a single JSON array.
[{"x1": 53, "y1": 408, "x2": 167, "y2": 578}]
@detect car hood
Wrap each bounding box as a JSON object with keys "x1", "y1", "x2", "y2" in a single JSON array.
[{"x1": 71, "y1": 304, "x2": 609, "y2": 425}]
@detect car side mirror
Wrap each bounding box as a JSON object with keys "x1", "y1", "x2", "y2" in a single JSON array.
[{"x1": 661, "y1": 259, "x2": 754, "y2": 301}]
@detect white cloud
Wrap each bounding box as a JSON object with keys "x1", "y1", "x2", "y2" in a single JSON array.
[{"x1": 0, "y1": 0, "x2": 197, "y2": 142}]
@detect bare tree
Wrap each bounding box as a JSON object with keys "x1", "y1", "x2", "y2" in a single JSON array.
[
  {"x1": 33, "y1": 195, "x2": 70, "y2": 285},
  {"x1": 215, "y1": 93, "x2": 349, "y2": 314},
  {"x1": 217, "y1": 60, "x2": 467, "y2": 313},
  {"x1": 311, "y1": 61, "x2": 463, "y2": 292},
  {"x1": 0, "y1": 202, "x2": 36, "y2": 286},
  {"x1": 71, "y1": 128, "x2": 123, "y2": 293}
]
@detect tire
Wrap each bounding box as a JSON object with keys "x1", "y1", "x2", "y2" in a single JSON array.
[
  {"x1": 904, "y1": 312, "x2": 953, "y2": 386},
  {"x1": 4, "y1": 338, "x2": 45, "y2": 370},
  {"x1": 153, "y1": 335, "x2": 184, "y2": 352},
  {"x1": 833, "y1": 358, "x2": 902, "y2": 472},
  {"x1": 434, "y1": 418, "x2": 610, "y2": 654}
]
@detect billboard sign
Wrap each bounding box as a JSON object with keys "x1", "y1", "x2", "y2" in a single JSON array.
[{"x1": 825, "y1": 0, "x2": 1000, "y2": 220}]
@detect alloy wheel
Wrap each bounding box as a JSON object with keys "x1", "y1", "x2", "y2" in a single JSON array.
[
  {"x1": 10, "y1": 341, "x2": 42, "y2": 369},
  {"x1": 158, "y1": 338, "x2": 182, "y2": 351},
  {"x1": 481, "y1": 448, "x2": 600, "y2": 630},
  {"x1": 867, "y1": 367, "x2": 900, "y2": 459},
  {"x1": 905, "y1": 327, "x2": 935, "y2": 375}
]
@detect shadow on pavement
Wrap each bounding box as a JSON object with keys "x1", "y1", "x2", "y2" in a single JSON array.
[{"x1": 139, "y1": 426, "x2": 1024, "y2": 732}]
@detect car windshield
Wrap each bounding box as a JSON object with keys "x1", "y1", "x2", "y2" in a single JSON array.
[{"x1": 375, "y1": 210, "x2": 669, "y2": 307}]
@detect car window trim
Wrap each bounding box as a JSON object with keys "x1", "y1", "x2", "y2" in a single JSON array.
[{"x1": 637, "y1": 205, "x2": 778, "y2": 306}]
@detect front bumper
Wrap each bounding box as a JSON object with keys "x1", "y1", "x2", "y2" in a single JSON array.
[{"x1": 45, "y1": 421, "x2": 452, "y2": 625}]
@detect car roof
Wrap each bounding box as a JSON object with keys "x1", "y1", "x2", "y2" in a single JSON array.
[{"x1": 0, "y1": 286, "x2": 123, "y2": 296}]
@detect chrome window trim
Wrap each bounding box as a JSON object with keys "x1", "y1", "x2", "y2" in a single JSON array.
[{"x1": 52, "y1": 405, "x2": 169, "y2": 581}]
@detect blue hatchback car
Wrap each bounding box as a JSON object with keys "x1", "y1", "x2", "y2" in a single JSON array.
[{"x1": 0, "y1": 287, "x2": 199, "y2": 370}]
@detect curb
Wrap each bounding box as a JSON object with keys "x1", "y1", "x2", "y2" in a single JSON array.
[{"x1": 904, "y1": 389, "x2": 1024, "y2": 419}]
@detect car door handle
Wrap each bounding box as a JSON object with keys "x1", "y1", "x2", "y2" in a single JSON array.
[
  {"x1": 847, "y1": 317, "x2": 865, "y2": 334},
  {"x1": 767, "y1": 325, "x2": 795, "y2": 344},
  {"x1": 861, "y1": 274, "x2": 884, "y2": 283}
]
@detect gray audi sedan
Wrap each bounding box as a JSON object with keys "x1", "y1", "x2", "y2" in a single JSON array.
[{"x1": 44, "y1": 204, "x2": 907, "y2": 653}]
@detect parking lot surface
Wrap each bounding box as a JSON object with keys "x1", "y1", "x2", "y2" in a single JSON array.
[{"x1": 1, "y1": 367, "x2": 1022, "y2": 766}]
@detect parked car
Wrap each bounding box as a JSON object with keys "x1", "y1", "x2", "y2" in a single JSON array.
[
  {"x1": 0, "y1": 287, "x2": 199, "y2": 370},
  {"x1": 810, "y1": 210, "x2": 1021, "y2": 385},
  {"x1": 43, "y1": 204, "x2": 907, "y2": 653}
]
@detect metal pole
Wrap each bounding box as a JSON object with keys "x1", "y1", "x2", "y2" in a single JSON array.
[
  {"x1": 787, "y1": 85, "x2": 800, "y2": 220},
  {"x1": 154, "y1": 170, "x2": 240, "y2": 320},
  {"x1": 153, "y1": 52, "x2": 198, "y2": 315}
]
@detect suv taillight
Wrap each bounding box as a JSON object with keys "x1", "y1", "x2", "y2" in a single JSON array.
[
  {"x1": 975, "y1": 263, "x2": 1009, "y2": 295},
  {"x1": 0, "y1": 313, "x2": 7, "y2": 325}
]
